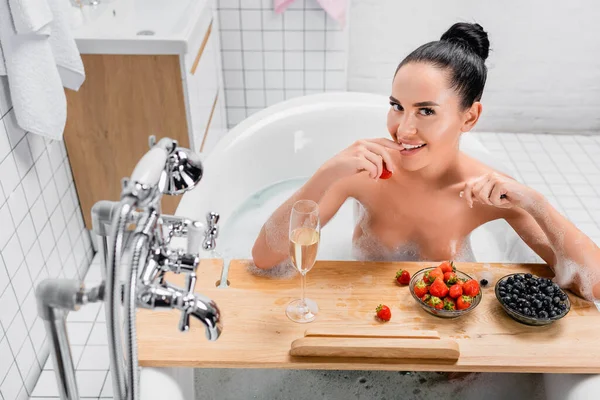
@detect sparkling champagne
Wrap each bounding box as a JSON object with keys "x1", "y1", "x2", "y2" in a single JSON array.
[{"x1": 289, "y1": 227, "x2": 319, "y2": 273}]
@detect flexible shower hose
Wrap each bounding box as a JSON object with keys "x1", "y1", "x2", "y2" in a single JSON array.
[{"x1": 107, "y1": 197, "x2": 136, "y2": 400}]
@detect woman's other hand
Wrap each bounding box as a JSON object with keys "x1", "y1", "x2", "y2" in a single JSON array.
[{"x1": 460, "y1": 172, "x2": 544, "y2": 211}]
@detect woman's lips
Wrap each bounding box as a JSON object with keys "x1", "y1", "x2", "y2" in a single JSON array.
[{"x1": 400, "y1": 143, "x2": 427, "y2": 156}]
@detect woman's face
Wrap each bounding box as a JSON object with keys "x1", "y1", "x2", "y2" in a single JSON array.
[{"x1": 387, "y1": 62, "x2": 480, "y2": 172}]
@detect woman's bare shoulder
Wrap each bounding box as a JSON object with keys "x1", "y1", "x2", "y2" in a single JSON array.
[{"x1": 460, "y1": 152, "x2": 516, "y2": 181}]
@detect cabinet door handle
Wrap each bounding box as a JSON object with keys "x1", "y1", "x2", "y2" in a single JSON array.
[
  {"x1": 191, "y1": 20, "x2": 213, "y2": 75},
  {"x1": 200, "y1": 91, "x2": 219, "y2": 152}
]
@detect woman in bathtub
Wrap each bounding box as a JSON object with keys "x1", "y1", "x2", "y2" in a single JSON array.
[{"x1": 251, "y1": 22, "x2": 600, "y2": 301}]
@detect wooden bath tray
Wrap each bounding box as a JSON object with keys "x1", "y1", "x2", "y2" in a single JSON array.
[{"x1": 136, "y1": 260, "x2": 600, "y2": 373}]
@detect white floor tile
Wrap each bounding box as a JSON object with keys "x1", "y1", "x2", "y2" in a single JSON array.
[
  {"x1": 67, "y1": 303, "x2": 101, "y2": 323},
  {"x1": 580, "y1": 197, "x2": 600, "y2": 211},
  {"x1": 549, "y1": 184, "x2": 574, "y2": 197},
  {"x1": 565, "y1": 208, "x2": 592, "y2": 224},
  {"x1": 0, "y1": 338, "x2": 13, "y2": 382},
  {"x1": 86, "y1": 323, "x2": 107, "y2": 345},
  {"x1": 558, "y1": 196, "x2": 584, "y2": 209},
  {"x1": 576, "y1": 223, "x2": 600, "y2": 238},
  {"x1": 43, "y1": 345, "x2": 85, "y2": 371},
  {"x1": 100, "y1": 371, "x2": 112, "y2": 398},
  {"x1": 1, "y1": 362, "x2": 24, "y2": 400},
  {"x1": 65, "y1": 322, "x2": 93, "y2": 345},
  {"x1": 562, "y1": 173, "x2": 588, "y2": 184},
  {"x1": 542, "y1": 172, "x2": 567, "y2": 184},
  {"x1": 570, "y1": 185, "x2": 597, "y2": 197},
  {"x1": 76, "y1": 370, "x2": 108, "y2": 397},
  {"x1": 520, "y1": 171, "x2": 546, "y2": 184},
  {"x1": 508, "y1": 151, "x2": 531, "y2": 162},
  {"x1": 31, "y1": 370, "x2": 59, "y2": 397},
  {"x1": 77, "y1": 345, "x2": 109, "y2": 370},
  {"x1": 97, "y1": 305, "x2": 106, "y2": 323}
]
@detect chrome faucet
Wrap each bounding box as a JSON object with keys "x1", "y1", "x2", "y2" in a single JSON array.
[{"x1": 36, "y1": 137, "x2": 221, "y2": 400}]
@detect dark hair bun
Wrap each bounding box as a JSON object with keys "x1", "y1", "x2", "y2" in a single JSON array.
[{"x1": 441, "y1": 22, "x2": 490, "y2": 61}]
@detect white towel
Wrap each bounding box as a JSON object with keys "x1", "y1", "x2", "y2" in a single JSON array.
[{"x1": 0, "y1": 0, "x2": 85, "y2": 140}]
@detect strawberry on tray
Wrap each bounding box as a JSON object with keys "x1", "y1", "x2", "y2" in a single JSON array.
[{"x1": 408, "y1": 261, "x2": 483, "y2": 318}]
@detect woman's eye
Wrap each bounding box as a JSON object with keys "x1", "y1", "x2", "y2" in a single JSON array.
[
  {"x1": 390, "y1": 102, "x2": 403, "y2": 112},
  {"x1": 419, "y1": 108, "x2": 435, "y2": 116}
]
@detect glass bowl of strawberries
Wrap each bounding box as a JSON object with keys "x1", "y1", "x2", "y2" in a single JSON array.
[{"x1": 409, "y1": 261, "x2": 483, "y2": 318}]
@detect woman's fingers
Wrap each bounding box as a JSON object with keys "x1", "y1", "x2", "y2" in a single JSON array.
[
  {"x1": 368, "y1": 138, "x2": 405, "y2": 151},
  {"x1": 490, "y1": 182, "x2": 512, "y2": 208},
  {"x1": 360, "y1": 150, "x2": 383, "y2": 179},
  {"x1": 477, "y1": 178, "x2": 496, "y2": 206},
  {"x1": 357, "y1": 155, "x2": 379, "y2": 179},
  {"x1": 360, "y1": 141, "x2": 395, "y2": 173},
  {"x1": 462, "y1": 181, "x2": 475, "y2": 208}
]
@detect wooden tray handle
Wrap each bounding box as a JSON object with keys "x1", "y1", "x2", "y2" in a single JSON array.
[{"x1": 290, "y1": 337, "x2": 460, "y2": 361}]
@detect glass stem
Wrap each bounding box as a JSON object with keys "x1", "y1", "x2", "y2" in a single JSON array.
[{"x1": 300, "y1": 271, "x2": 306, "y2": 309}]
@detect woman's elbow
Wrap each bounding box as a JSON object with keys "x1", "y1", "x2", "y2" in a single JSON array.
[{"x1": 251, "y1": 241, "x2": 274, "y2": 270}]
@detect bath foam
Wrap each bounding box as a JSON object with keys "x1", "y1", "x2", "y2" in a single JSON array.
[{"x1": 246, "y1": 259, "x2": 297, "y2": 279}]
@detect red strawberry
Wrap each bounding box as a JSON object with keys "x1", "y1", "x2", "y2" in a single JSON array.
[
  {"x1": 380, "y1": 164, "x2": 393, "y2": 180},
  {"x1": 456, "y1": 279, "x2": 466, "y2": 288},
  {"x1": 443, "y1": 272, "x2": 458, "y2": 284},
  {"x1": 443, "y1": 297, "x2": 456, "y2": 310},
  {"x1": 429, "y1": 278, "x2": 449, "y2": 298},
  {"x1": 428, "y1": 268, "x2": 444, "y2": 282},
  {"x1": 421, "y1": 294, "x2": 431, "y2": 303},
  {"x1": 456, "y1": 295, "x2": 473, "y2": 310},
  {"x1": 376, "y1": 304, "x2": 391, "y2": 321},
  {"x1": 395, "y1": 269, "x2": 410, "y2": 285},
  {"x1": 463, "y1": 279, "x2": 480, "y2": 297},
  {"x1": 439, "y1": 261, "x2": 455, "y2": 273},
  {"x1": 413, "y1": 280, "x2": 429, "y2": 298},
  {"x1": 449, "y1": 284, "x2": 463, "y2": 299},
  {"x1": 425, "y1": 296, "x2": 443, "y2": 309}
]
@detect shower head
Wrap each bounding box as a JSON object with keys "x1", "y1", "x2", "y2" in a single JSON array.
[{"x1": 161, "y1": 147, "x2": 203, "y2": 195}]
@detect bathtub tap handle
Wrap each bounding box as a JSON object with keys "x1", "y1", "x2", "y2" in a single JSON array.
[
  {"x1": 187, "y1": 220, "x2": 204, "y2": 254},
  {"x1": 178, "y1": 273, "x2": 197, "y2": 332},
  {"x1": 203, "y1": 212, "x2": 220, "y2": 251}
]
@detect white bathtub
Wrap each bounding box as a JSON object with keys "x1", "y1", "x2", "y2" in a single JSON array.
[
  {"x1": 177, "y1": 92, "x2": 540, "y2": 268},
  {"x1": 170, "y1": 92, "x2": 597, "y2": 400}
]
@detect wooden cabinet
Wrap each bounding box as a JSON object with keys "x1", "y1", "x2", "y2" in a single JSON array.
[{"x1": 64, "y1": 8, "x2": 226, "y2": 229}]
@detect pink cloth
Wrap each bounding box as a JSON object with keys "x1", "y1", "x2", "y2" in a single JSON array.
[{"x1": 274, "y1": 0, "x2": 347, "y2": 25}]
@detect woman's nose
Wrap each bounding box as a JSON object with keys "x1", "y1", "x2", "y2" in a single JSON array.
[{"x1": 396, "y1": 114, "x2": 417, "y2": 137}]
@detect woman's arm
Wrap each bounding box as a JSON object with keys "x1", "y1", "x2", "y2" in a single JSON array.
[
  {"x1": 463, "y1": 172, "x2": 600, "y2": 300},
  {"x1": 252, "y1": 138, "x2": 403, "y2": 269},
  {"x1": 251, "y1": 166, "x2": 353, "y2": 269},
  {"x1": 504, "y1": 199, "x2": 600, "y2": 300}
]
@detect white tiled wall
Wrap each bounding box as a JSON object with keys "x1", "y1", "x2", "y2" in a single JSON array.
[
  {"x1": 347, "y1": 0, "x2": 600, "y2": 134},
  {"x1": 0, "y1": 76, "x2": 95, "y2": 399},
  {"x1": 218, "y1": 0, "x2": 349, "y2": 127}
]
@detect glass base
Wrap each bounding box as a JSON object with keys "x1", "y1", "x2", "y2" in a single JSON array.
[{"x1": 286, "y1": 298, "x2": 319, "y2": 323}]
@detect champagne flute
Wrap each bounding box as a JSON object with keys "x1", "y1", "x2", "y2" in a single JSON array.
[{"x1": 285, "y1": 199, "x2": 320, "y2": 323}]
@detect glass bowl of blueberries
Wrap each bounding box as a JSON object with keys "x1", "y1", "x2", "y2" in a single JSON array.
[{"x1": 495, "y1": 273, "x2": 570, "y2": 326}]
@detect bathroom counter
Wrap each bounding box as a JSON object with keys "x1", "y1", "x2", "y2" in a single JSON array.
[
  {"x1": 136, "y1": 260, "x2": 600, "y2": 373},
  {"x1": 69, "y1": 0, "x2": 210, "y2": 54}
]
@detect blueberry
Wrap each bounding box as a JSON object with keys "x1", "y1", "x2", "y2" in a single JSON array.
[
  {"x1": 545, "y1": 286, "x2": 555, "y2": 295},
  {"x1": 503, "y1": 296, "x2": 512, "y2": 303},
  {"x1": 526, "y1": 295, "x2": 533, "y2": 302},
  {"x1": 512, "y1": 294, "x2": 519, "y2": 301},
  {"x1": 534, "y1": 300, "x2": 543, "y2": 309},
  {"x1": 550, "y1": 310, "x2": 557, "y2": 318},
  {"x1": 559, "y1": 292, "x2": 567, "y2": 301},
  {"x1": 509, "y1": 302, "x2": 517, "y2": 309},
  {"x1": 507, "y1": 277, "x2": 515, "y2": 284},
  {"x1": 513, "y1": 289, "x2": 520, "y2": 296},
  {"x1": 524, "y1": 300, "x2": 531, "y2": 308},
  {"x1": 560, "y1": 303, "x2": 567, "y2": 310},
  {"x1": 525, "y1": 273, "x2": 532, "y2": 279},
  {"x1": 523, "y1": 307, "x2": 531, "y2": 315},
  {"x1": 480, "y1": 279, "x2": 489, "y2": 286},
  {"x1": 553, "y1": 296, "x2": 561, "y2": 305},
  {"x1": 539, "y1": 310, "x2": 549, "y2": 319},
  {"x1": 506, "y1": 284, "x2": 514, "y2": 292},
  {"x1": 499, "y1": 291, "x2": 506, "y2": 298},
  {"x1": 531, "y1": 286, "x2": 539, "y2": 293}
]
